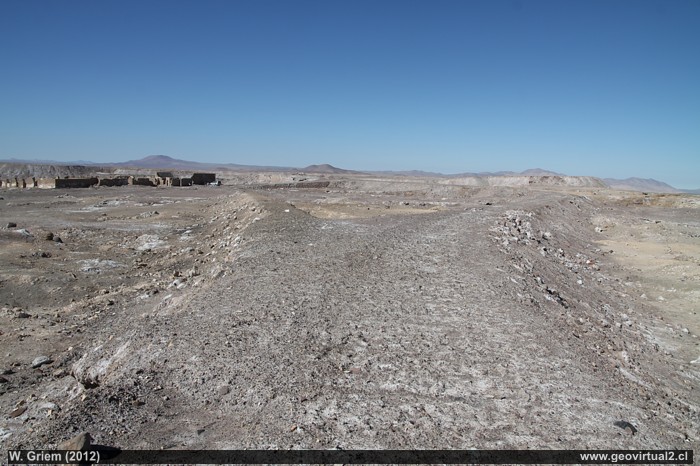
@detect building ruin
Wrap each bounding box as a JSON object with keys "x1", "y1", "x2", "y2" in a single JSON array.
[{"x1": 0, "y1": 172, "x2": 216, "y2": 190}]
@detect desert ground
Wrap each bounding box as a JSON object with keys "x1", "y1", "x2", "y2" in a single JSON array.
[{"x1": 1, "y1": 171, "x2": 698, "y2": 455}]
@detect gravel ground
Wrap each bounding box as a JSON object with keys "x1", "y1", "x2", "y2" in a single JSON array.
[{"x1": 1, "y1": 183, "x2": 698, "y2": 455}]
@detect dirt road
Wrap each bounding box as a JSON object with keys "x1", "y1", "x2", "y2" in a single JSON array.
[{"x1": 2, "y1": 185, "x2": 698, "y2": 452}]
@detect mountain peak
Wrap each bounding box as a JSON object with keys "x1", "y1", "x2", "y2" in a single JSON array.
[
  {"x1": 142, "y1": 155, "x2": 175, "y2": 161},
  {"x1": 302, "y1": 164, "x2": 363, "y2": 174}
]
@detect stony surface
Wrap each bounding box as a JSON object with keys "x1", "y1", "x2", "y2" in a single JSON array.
[{"x1": 0, "y1": 178, "x2": 698, "y2": 453}]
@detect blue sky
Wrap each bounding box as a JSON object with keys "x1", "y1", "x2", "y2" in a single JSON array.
[{"x1": 1, "y1": 0, "x2": 698, "y2": 187}]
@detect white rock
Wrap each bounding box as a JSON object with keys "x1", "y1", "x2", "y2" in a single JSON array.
[{"x1": 31, "y1": 356, "x2": 52, "y2": 368}]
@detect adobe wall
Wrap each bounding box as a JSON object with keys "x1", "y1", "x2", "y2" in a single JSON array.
[
  {"x1": 36, "y1": 178, "x2": 56, "y2": 189},
  {"x1": 192, "y1": 173, "x2": 216, "y2": 185},
  {"x1": 55, "y1": 178, "x2": 98, "y2": 189},
  {"x1": 2, "y1": 173, "x2": 213, "y2": 189},
  {"x1": 98, "y1": 177, "x2": 130, "y2": 187},
  {"x1": 173, "y1": 177, "x2": 192, "y2": 186},
  {"x1": 130, "y1": 177, "x2": 156, "y2": 187}
]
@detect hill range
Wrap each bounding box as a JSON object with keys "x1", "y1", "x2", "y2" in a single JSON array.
[{"x1": 0, "y1": 155, "x2": 697, "y2": 193}]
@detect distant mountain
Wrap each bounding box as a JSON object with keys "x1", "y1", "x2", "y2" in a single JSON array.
[
  {"x1": 114, "y1": 155, "x2": 220, "y2": 170},
  {"x1": 371, "y1": 168, "x2": 564, "y2": 178},
  {"x1": 520, "y1": 168, "x2": 565, "y2": 176},
  {"x1": 2, "y1": 156, "x2": 697, "y2": 193},
  {"x1": 372, "y1": 169, "x2": 449, "y2": 177},
  {"x1": 302, "y1": 164, "x2": 365, "y2": 174},
  {"x1": 0, "y1": 157, "x2": 98, "y2": 165},
  {"x1": 603, "y1": 177, "x2": 681, "y2": 193},
  {"x1": 113, "y1": 155, "x2": 295, "y2": 172},
  {"x1": 468, "y1": 168, "x2": 565, "y2": 176}
]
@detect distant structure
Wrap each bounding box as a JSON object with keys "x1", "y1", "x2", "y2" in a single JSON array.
[
  {"x1": 0, "y1": 172, "x2": 215, "y2": 190},
  {"x1": 55, "y1": 177, "x2": 99, "y2": 188},
  {"x1": 98, "y1": 176, "x2": 130, "y2": 187},
  {"x1": 192, "y1": 173, "x2": 216, "y2": 185}
]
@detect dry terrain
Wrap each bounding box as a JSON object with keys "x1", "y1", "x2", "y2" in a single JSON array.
[{"x1": 1, "y1": 173, "x2": 698, "y2": 456}]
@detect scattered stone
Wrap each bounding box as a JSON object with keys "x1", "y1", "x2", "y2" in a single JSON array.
[
  {"x1": 53, "y1": 236, "x2": 63, "y2": 243},
  {"x1": 57, "y1": 432, "x2": 92, "y2": 450},
  {"x1": 0, "y1": 376, "x2": 8, "y2": 383},
  {"x1": 31, "y1": 355, "x2": 53, "y2": 368},
  {"x1": 6, "y1": 222, "x2": 17, "y2": 228},
  {"x1": 171, "y1": 278, "x2": 187, "y2": 289},
  {"x1": 16, "y1": 311, "x2": 31, "y2": 318},
  {"x1": 217, "y1": 385, "x2": 230, "y2": 396},
  {"x1": 614, "y1": 420, "x2": 637, "y2": 435},
  {"x1": 9, "y1": 406, "x2": 27, "y2": 417},
  {"x1": 45, "y1": 232, "x2": 54, "y2": 241},
  {"x1": 38, "y1": 402, "x2": 60, "y2": 413}
]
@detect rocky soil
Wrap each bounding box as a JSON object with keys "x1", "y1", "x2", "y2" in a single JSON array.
[{"x1": 0, "y1": 180, "x2": 698, "y2": 455}]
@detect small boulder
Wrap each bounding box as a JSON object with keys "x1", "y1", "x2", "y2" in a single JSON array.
[
  {"x1": 217, "y1": 385, "x2": 230, "y2": 396},
  {"x1": 31, "y1": 355, "x2": 53, "y2": 368},
  {"x1": 57, "y1": 432, "x2": 92, "y2": 450},
  {"x1": 614, "y1": 420, "x2": 637, "y2": 435},
  {"x1": 6, "y1": 222, "x2": 17, "y2": 228},
  {"x1": 9, "y1": 406, "x2": 27, "y2": 418}
]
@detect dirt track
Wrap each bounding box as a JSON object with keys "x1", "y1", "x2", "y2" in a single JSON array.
[{"x1": 1, "y1": 181, "x2": 698, "y2": 453}]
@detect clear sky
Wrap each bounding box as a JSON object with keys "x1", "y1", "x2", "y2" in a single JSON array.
[{"x1": 1, "y1": 0, "x2": 698, "y2": 187}]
